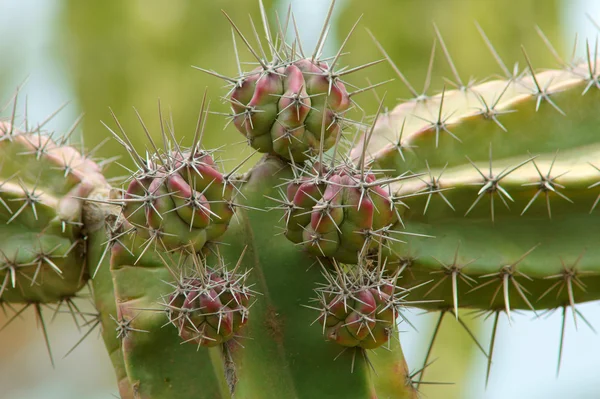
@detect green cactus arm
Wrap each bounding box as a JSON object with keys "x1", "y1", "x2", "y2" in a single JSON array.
[
  {"x1": 355, "y1": 65, "x2": 600, "y2": 175},
  {"x1": 0, "y1": 120, "x2": 114, "y2": 304},
  {"x1": 351, "y1": 62, "x2": 600, "y2": 313},
  {"x1": 217, "y1": 155, "x2": 415, "y2": 399},
  {"x1": 0, "y1": 122, "x2": 93, "y2": 303},
  {"x1": 386, "y1": 150, "x2": 600, "y2": 311}
]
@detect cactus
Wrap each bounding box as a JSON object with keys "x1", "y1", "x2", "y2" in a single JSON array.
[{"x1": 1, "y1": 1, "x2": 600, "y2": 398}]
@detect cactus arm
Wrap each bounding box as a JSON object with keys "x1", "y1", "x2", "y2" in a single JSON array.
[
  {"x1": 357, "y1": 68, "x2": 600, "y2": 175},
  {"x1": 219, "y1": 155, "x2": 416, "y2": 399},
  {"x1": 350, "y1": 64, "x2": 600, "y2": 313},
  {"x1": 387, "y1": 152, "x2": 600, "y2": 310}
]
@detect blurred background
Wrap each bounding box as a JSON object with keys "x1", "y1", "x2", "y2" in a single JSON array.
[{"x1": 1, "y1": 0, "x2": 600, "y2": 398}]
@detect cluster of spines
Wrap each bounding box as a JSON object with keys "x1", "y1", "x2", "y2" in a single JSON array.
[
  {"x1": 307, "y1": 258, "x2": 405, "y2": 351},
  {"x1": 161, "y1": 248, "x2": 255, "y2": 348},
  {"x1": 96, "y1": 95, "x2": 260, "y2": 261}
]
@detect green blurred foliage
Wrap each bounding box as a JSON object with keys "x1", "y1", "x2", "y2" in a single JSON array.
[
  {"x1": 62, "y1": 0, "x2": 274, "y2": 177},
  {"x1": 337, "y1": 0, "x2": 561, "y2": 116}
]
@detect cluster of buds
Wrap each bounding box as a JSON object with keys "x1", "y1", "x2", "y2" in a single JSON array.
[
  {"x1": 122, "y1": 148, "x2": 236, "y2": 252},
  {"x1": 309, "y1": 260, "x2": 406, "y2": 349},
  {"x1": 277, "y1": 156, "x2": 418, "y2": 263},
  {"x1": 164, "y1": 252, "x2": 254, "y2": 348},
  {"x1": 200, "y1": 7, "x2": 388, "y2": 161}
]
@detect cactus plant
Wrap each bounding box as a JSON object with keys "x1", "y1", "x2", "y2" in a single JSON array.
[{"x1": 1, "y1": 1, "x2": 600, "y2": 398}]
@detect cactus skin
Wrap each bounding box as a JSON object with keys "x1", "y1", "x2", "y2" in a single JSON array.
[{"x1": 2, "y1": 2, "x2": 600, "y2": 398}]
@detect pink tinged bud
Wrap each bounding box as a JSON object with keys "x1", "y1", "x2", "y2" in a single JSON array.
[
  {"x1": 303, "y1": 107, "x2": 337, "y2": 145},
  {"x1": 198, "y1": 289, "x2": 223, "y2": 314},
  {"x1": 303, "y1": 226, "x2": 340, "y2": 257},
  {"x1": 370, "y1": 185, "x2": 396, "y2": 229},
  {"x1": 293, "y1": 182, "x2": 321, "y2": 208},
  {"x1": 166, "y1": 174, "x2": 211, "y2": 229},
  {"x1": 343, "y1": 187, "x2": 374, "y2": 229},
  {"x1": 232, "y1": 307, "x2": 249, "y2": 329},
  {"x1": 198, "y1": 324, "x2": 223, "y2": 347},
  {"x1": 271, "y1": 123, "x2": 306, "y2": 156},
  {"x1": 310, "y1": 183, "x2": 343, "y2": 234},
  {"x1": 249, "y1": 72, "x2": 283, "y2": 106},
  {"x1": 353, "y1": 290, "x2": 377, "y2": 315},
  {"x1": 123, "y1": 177, "x2": 153, "y2": 226},
  {"x1": 345, "y1": 311, "x2": 376, "y2": 341},
  {"x1": 207, "y1": 311, "x2": 234, "y2": 339},
  {"x1": 328, "y1": 295, "x2": 349, "y2": 321},
  {"x1": 231, "y1": 73, "x2": 260, "y2": 111},
  {"x1": 359, "y1": 323, "x2": 391, "y2": 349},
  {"x1": 330, "y1": 324, "x2": 361, "y2": 347},
  {"x1": 145, "y1": 178, "x2": 172, "y2": 229},
  {"x1": 277, "y1": 65, "x2": 310, "y2": 126},
  {"x1": 376, "y1": 306, "x2": 397, "y2": 325},
  {"x1": 182, "y1": 156, "x2": 224, "y2": 195}
]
